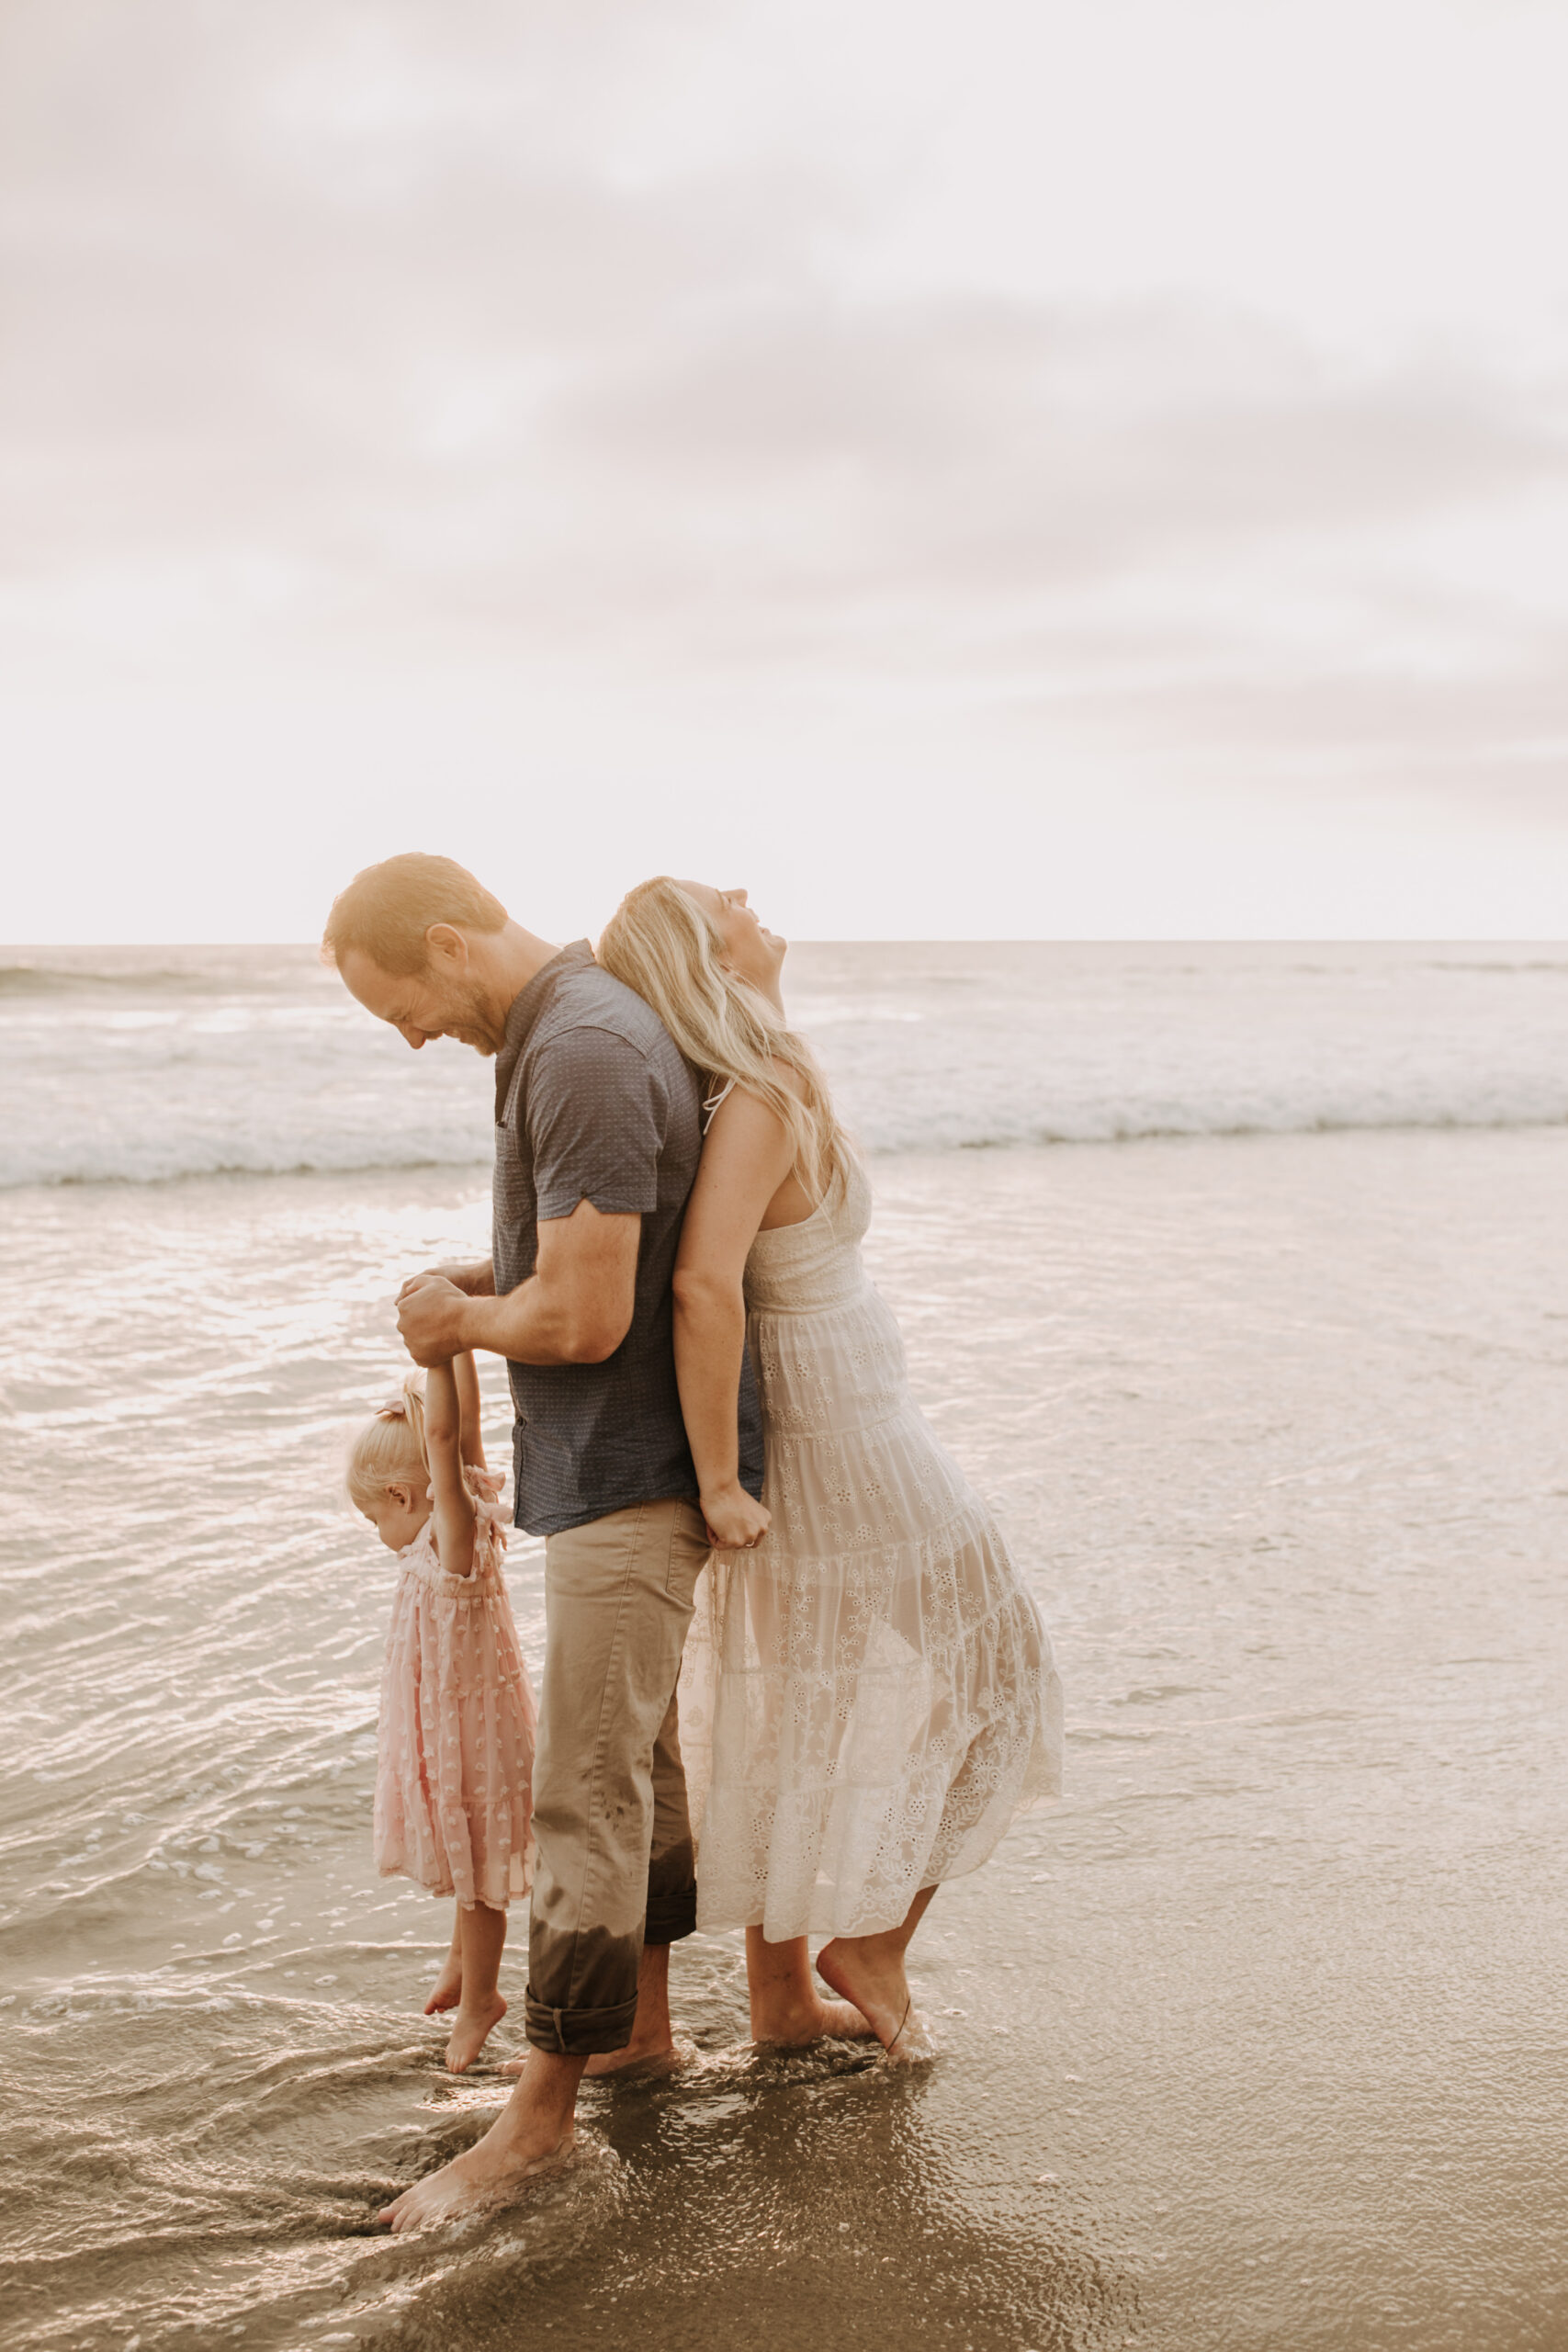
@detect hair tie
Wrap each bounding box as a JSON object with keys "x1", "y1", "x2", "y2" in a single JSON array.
[{"x1": 375, "y1": 1395, "x2": 409, "y2": 1420}]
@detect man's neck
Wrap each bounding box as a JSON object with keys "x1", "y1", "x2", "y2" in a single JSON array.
[{"x1": 478, "y1": 922, "x2": 563, "y2": 1026}]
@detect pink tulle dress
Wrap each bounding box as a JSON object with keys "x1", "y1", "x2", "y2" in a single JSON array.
[{"x1": 373, "y1": 1475, "x2": 536, "y2": 1909}]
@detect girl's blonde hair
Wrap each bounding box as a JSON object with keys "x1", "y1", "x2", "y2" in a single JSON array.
[
  {"x1": 346, "y1": 1371, "x2": 431, "y2": 1511},
  {"x1": 596, "y1": 876, "x2": 851, "y2": 1203}
]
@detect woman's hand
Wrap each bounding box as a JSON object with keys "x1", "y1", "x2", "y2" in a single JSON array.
[{"x1": 701, "y1": 1484, "x2": 772, "y2": 1551}]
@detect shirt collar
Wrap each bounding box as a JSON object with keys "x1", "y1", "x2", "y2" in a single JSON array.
[{"x1": 493, "y1": 940, "x2": 594, "y2": 1120}]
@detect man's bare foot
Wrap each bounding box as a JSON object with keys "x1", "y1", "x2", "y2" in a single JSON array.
[
  {"x1": 378, "y1": 2111, "x2": 573, "y2": 2233},
  {"x1": 423, "y1": 1952, "x2": 464, "y2": 2017},
  {"x1": 750, "y1": 1989, "x2": 876, "y2": 2047},
  {"x1": 581, "y1": 2036, "x2": 673, "y2": 2077},
  {"x1": 506, "y1": 1938, "x2": 676, "y2": 2077},
  {"x1": 816, "y1": 1938, "x2": 936, "y2": 2064},
  {"x1": 445, "y1": 1992, "x2": 507, "y2": 2073},
  {"x1": 499, "y1": 2021, "x2": 682, "y2": 2079}
]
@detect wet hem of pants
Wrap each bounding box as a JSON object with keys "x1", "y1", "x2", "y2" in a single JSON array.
[
  {"x1": 523, "y1": 1992, "x2": 641, "y2": 2056},
  {"x1": 644, "y1": 1890, "x2": 697, "y2": 1945}
]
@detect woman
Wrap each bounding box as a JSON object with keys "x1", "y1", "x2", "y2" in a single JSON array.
[{"x1": 597, "y1": 880, "x2": 1064, "y2": 2059}]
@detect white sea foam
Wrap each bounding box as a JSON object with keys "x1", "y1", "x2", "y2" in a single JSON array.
[{"x1": 4, "y1": 940, "x2": 1567, "y2": 1187}]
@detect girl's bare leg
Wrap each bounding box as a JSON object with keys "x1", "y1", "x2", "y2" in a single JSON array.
[
  {"x1": 744, "y1": 1927, "x2": 875, "y2": 2045},
  {"x1": 423, "y1": 1906, "x2": 464, "y2": 2016},
  {"x1": 816, "y1": 1885, "x2": 939, "y2": 2062},
  {"x1": 445, "y1": 1902, "x2": 508, "y2": 2072}
]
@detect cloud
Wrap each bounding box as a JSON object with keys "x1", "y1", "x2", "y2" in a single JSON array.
[{"x1": 2, "y1": 0, "x2": 1567, "y2": 898}]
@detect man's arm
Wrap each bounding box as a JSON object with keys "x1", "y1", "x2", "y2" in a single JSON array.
[
  {"x1": 398, "y1": 1198, "x2": 640, "y2": 1368},
  {"x1": 403, "y1": 1258, "x2": 495, "y2": 1297}
]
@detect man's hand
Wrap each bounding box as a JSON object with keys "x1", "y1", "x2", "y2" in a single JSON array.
[
  {"x1": 397, "y1": 1274, "x2": 472, "y2": 1367},
  {"x1": 398, "y1": 1259, "x2": 494, "y2": 1301}
]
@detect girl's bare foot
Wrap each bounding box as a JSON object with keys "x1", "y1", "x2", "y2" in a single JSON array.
[
  {"x1": 816, "y1": 1938, "x2": 936, "y2": 2064},
  {"x1": 424, "y1": 1954, "x2": 464, "y2": 2017},
  {"x1": 424, "y1": 1911, "x2": 465, "y2": 2016},
  {"x1": 445, "y1": 1992, "x2": 507, "y2": 2072}
]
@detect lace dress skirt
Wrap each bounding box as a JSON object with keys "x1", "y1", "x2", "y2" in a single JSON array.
[
  {"x1": 681, "y1": 1164, "x2": 1064, "y2": 1940},
  {"x1": 374, "y1": 1505, "x2": 536, "y2": 1909}
]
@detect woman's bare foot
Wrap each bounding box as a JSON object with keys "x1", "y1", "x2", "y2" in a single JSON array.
[
  {"x1": 445, "y1": 1992, "x2": 507, "y2": 2072},
  {"x1": 743, "y1": 1926, "x2": 875, "y2": 2048},
  {"x1": 750, "y1": 1988, "x2": 876, "y2": 2046},
  {"x1": 816, "y1": 1938, "x2": 936, "y2": 2064}
]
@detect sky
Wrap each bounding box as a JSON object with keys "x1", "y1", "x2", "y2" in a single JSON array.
[{"x1": 4, "y1": 0, "x2": 1568, "y2": 941}]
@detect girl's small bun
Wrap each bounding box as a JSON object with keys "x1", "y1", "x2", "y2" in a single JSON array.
[{"x1": 347, "y1": 1371, "x2": 431, "y2": 1510}]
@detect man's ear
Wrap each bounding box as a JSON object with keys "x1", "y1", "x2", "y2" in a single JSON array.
[{"x1": 424, "y1": 923, "x2": 468, "y2": 968}]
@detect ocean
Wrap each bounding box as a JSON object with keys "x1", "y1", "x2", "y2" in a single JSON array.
[{"x1": 3, "y1": 942, "x2": 1566, "y2": 2352}]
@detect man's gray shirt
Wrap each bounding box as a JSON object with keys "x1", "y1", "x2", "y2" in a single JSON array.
[{"x1": 491, "y1": 942, "x2": 765, "y2": 1537}]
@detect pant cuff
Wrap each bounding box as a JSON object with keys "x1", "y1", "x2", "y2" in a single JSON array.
[
  {"x1": 645, "y1": 1887, "x2": 697, "y2": 1945},
  {"x1": 523, "y1": 1991, "x2": 640, "y2": 2057}
]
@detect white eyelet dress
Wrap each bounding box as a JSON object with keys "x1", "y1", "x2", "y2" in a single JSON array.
[
  {"x1": 373, "y1": 1479, "x2": 537, "y2": 1909},
  {"x1": 680, "y1": 1155, "x2": 1064, "y2": 1939}
]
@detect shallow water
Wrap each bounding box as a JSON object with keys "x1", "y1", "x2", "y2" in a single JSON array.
[{"x1": 4, "y1": 1124, "x2": 1566, "y2": 2349}]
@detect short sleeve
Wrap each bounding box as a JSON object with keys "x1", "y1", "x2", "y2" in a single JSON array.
[{"x1": 525, "y1": 1026, "x2": 668, "y2": 1222}]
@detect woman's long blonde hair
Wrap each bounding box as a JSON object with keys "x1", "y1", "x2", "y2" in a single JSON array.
[{"x1": 597, "y1": 877, "x2": 851, "y2": 1203}]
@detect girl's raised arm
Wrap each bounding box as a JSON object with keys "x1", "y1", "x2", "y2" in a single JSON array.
[
  {"x1": 452, "y1": 1350, "x2": 487, "y2": 1473},
  {"x1": 423, "y1": 1360, "x2": 478, "y2": 1578}
]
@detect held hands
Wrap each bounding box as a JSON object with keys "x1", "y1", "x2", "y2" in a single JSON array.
[
  {"x1": 398, "y1": 1260, "x2": 493, "y2": 1298},
  {"x1": 700, "y1": 1483, "x2": 772, "y2": 1552},
  {"x1": 396, "y1": 1274, "x2": 471, "y2": 1367}
]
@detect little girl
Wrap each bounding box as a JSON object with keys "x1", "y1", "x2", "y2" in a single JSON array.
[{"x1": 347, "y1": 1351, "x2": 536, "y2": 2072}]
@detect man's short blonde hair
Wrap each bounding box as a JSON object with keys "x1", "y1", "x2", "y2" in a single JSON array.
[{"x1": 321, "y1": 853, "x2": 507, "y2": 977}]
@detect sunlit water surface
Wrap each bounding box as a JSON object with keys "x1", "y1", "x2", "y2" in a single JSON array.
[{"x1": 4, "y1": 1127, "x2": 1567, "y2": 2351}]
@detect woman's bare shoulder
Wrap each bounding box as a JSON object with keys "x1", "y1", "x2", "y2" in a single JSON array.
[{"x1": 764, "y1": 1054, "x2": 809, "y2": 1102}]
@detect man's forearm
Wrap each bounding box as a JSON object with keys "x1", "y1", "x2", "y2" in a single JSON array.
[
  {"x1": 450, "y1": 1259, "x2": 496, "y2": 1296},
  {"x1": 457, "y1": 1276, "x2": 620, "y2": 1366}
]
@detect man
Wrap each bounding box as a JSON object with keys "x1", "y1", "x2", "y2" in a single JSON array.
[{"x1": 323, "y1": 851, "x2": 763, "y2": 2230}]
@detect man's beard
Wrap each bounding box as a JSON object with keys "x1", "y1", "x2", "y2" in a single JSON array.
[{"x1": 445, "y1": 983, "x2": 506, "y2": 1057}]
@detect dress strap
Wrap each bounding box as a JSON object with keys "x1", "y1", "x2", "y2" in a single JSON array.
[
  {"x1": 703, "y1": 1078, "x2": 738, "y2": 1133},
  {"x1": 464, "y1": 1466, "x2": 511, "y2": 1555}
]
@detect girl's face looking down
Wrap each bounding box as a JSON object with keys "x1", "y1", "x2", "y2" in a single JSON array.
[{"x1": 361, "y1": 1479, "x2": 431, "y2": 1553}]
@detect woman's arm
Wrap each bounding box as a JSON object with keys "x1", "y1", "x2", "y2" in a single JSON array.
[
  {"x1": 671, "y1": 1087, "x2": 795, "y2": 1547},
  {"x1": 423, "y1": 1359, "x2": 478, "y2": 1577},
  {"x1": 452, "y1": 1350, "x2": 487, "y2": 1473}
]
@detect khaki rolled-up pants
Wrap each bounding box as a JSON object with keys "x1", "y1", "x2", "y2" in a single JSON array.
[{"x1": 524, "y1": 1495, "x2": 710, "y2": 2056}]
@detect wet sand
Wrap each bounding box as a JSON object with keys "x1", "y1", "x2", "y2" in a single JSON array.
[{"x1": 4, "y1": 1127, "x2": 1566, "y2": 2350}]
